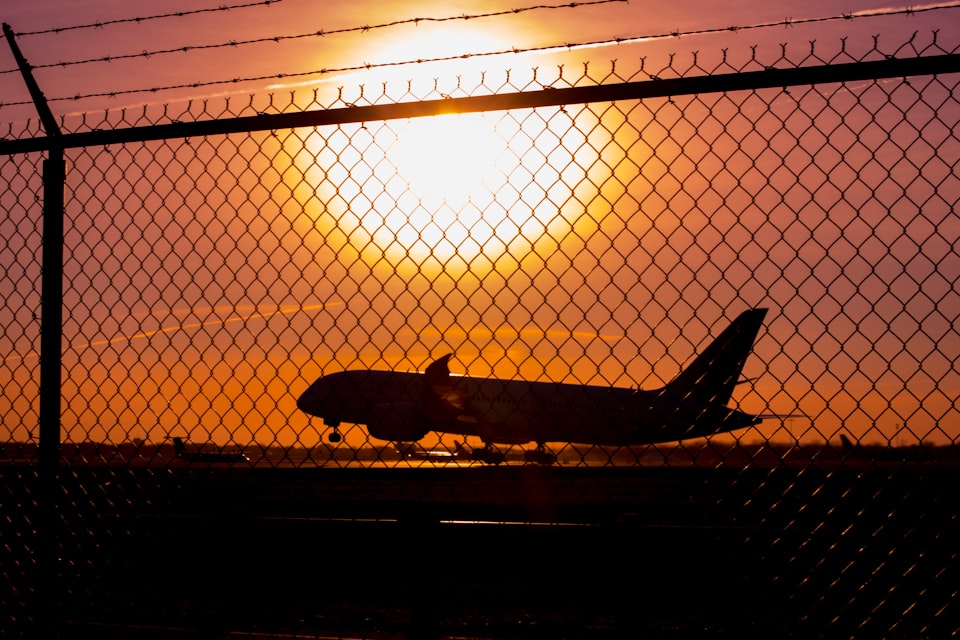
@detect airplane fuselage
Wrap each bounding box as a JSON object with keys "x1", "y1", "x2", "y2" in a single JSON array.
[
  {"x1": 297, "y1": 309, "x2": 769, "y2": 448},
  {"x1": 298, "y1": 368, "x2": 758, "y2": 447}
]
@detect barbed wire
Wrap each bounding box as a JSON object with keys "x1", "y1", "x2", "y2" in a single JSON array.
[
  {"x1": 16, "y1": 3, "x2": 959, "y2": 109},
  {"x1": 11, "y1": 0, "x2": 285, "y2": 36},
  {"x1": 0, "y1": 0, "x2": 626, "y2": 76}
]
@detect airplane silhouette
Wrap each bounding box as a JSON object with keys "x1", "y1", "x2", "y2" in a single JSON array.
[
  {"x1": 170, "y1": 436, "x2": 249, "y2": 463},
  {"x1": 837, "y1": 432, "x2": 932, "y2": 463},
  {"x1": 297, "y1": 308, "x2": 769, "y2": 464},
  {"x1": 394, "y1": 441, "x2": 468, "y2": 462}
]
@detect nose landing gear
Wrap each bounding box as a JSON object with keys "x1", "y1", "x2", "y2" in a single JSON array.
[{"x1": 325, "y1": 421, "x2": 342, "y2": 444}]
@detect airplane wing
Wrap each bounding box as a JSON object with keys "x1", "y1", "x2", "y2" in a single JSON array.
[
  {"x1": 421, "y1": 353, "x2": 478, "y2": 424},
  {"x1": 424, "y1": 354, "x2": 466, "y2": 408}
]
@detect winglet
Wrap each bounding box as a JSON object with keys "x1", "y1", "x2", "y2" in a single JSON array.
[{"x1": 424, "y1": 353, "x2": 453, "y2": 387}]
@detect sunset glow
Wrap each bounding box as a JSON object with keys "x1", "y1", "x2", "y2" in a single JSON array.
[
  {"x1": 298, "y1": 104, "x2": 609, "y2": 277},
  {"x1": 1, "y1": 1, "x2": 957, "y2": 452},
  {"x1": 374, "y1": 112, "x2": 510, "y2": 264}
]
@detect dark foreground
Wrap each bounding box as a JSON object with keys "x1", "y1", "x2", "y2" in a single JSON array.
[{"x1": 2, "y1": 464, "x2": 957, "y2": 638}]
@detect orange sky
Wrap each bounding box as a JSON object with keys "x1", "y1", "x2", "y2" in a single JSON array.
[
  {"x1": 2, "y1": 1, "x2": 958, "y2": 120},
  {"x1": 1, "y1": 1, "x2": 958, "y2": 451}
]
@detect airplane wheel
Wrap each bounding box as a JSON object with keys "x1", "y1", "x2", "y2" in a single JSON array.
[
  {"x1": 524, "y1": 450, "x2": 556, "y2": 465},
  {"x1": 328, "y1": 431, "x2": 342, "y2": 444},
  {"x1": 472, "y1": 449, "x2": 504, "y2": 465}
]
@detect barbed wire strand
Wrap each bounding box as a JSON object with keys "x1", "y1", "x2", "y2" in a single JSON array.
[
  {"x1": 18, "y1": 4, "x2": 958, "y2": 108},
  {"x1": 0, "y1": 0, "x2": 627, "y2": 76},
  {"x1": 12, "y1": 0, "x2": 285, "y2": 37}
]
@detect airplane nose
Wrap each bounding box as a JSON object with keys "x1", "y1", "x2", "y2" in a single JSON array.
[{"x1": 296, "y1": 376, "x2": 330, "y2": 417}]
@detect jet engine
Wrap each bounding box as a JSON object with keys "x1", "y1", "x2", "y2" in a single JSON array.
[{"x1": 366, "y1": 403, "x2": 430, "y2": 442}]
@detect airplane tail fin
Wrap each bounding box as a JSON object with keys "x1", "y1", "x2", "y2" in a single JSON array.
[
  {"x1": 662, "y1": 308, "x2": 768, "y2": 406},
  {"x1": 172, "y1": 437, "x2": 186, "y2": 455},
  {"x1": 839, "y1": 433, "x2": 856, "y2": 453}
]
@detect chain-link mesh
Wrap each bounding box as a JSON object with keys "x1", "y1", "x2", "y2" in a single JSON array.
[
  {"x1": 1, "y1": 33, "x2": 958, "y2": 637},
  {"x1": 0, "y1": 150, "x2": 42, "y2": 454},
  {"x1": 22, "y1": 37, "x2": 952, "y2": 467}
]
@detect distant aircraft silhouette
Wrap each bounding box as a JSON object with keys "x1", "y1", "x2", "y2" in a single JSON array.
[
  {"x1": 298, "y1": 308, "x2": 771, "y2": 464},
  {"x1": 171, "y1": 436, "x2": 249, "y2": 463},
  {"x1": 394, "y1": 441, "x2": 468, "y2": 462},
  {"x1": 838, "y1": 432, "x2": 932, "y2": 463}
]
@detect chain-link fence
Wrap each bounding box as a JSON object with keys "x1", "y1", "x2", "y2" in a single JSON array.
[{"x1": 1, "y1": 32, "x2": 958, "y2": 638}]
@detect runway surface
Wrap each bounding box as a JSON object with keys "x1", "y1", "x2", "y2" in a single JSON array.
[{"x1": 2, "y1": 463, "x2": 957, "y2": 638}]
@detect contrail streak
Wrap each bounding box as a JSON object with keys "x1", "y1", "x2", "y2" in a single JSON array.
[{"x1": 1, "y1": 302, "x2": 341, "y2": 364}]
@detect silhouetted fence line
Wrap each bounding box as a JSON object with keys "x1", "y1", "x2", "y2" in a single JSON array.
[{"x1": 3, "y1": 52, "x2": 959, "y2": 154}]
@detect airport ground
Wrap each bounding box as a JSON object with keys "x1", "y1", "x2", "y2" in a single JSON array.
[
  {"x1": 4, "y1": 436, "x2": 957, "y2": 469},
  {"x1": 2, "y1": 453, "x2": 957, "y2": 639}
]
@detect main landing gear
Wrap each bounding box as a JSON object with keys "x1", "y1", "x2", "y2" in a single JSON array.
[
  {"x1": 469, "y1": 442, "x2": 556, "y2": 465},
  {"x1": 471, "y1": 444, "x2": 506, "y2": 465},
  {"x1": 523, "y1": 443, "x2": 557, "y2": 465}
]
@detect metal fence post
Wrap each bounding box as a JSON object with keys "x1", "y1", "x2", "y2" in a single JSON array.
[
  {"x1": 3, "y1": 23, "x2": 64, "y2": 471},
  {"x1": 3, "y1": 24, "x2": 65, "y2": 636},
  {"x1": 39, "y1": 149, "x2": 64, "y2": 472}
]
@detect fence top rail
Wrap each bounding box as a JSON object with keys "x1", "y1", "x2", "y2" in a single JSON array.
[{"x1": 1, "y1": 52, "x2": 958, "y2": 156}]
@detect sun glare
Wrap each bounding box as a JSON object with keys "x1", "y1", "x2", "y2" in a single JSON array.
[
  {"x1": 291, "y1": 24, "x2": 613, "y2": 276},
  {"x1": 298, "y1": 105, "x2": 604, "y2": 276},
  {"x1": 391, "y1": 114, "x2": 504, "y2": 210},
  {"x1": 378, "y1": 113, "x2": 509, "y2": 263}
]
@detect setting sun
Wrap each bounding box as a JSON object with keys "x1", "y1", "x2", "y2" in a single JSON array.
[
  {"x1": 376, "y1": 112, "x2": 510, "y2": 264},
  {"x1": 390, "y1": 113, "x2": 505, "y2": 210},
  {"x1": 298, "y1": 102, "x2": 605, "y2": 275},
  {"x1": 287, "y1": 21, "x2": 612, "y2": 273}
]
